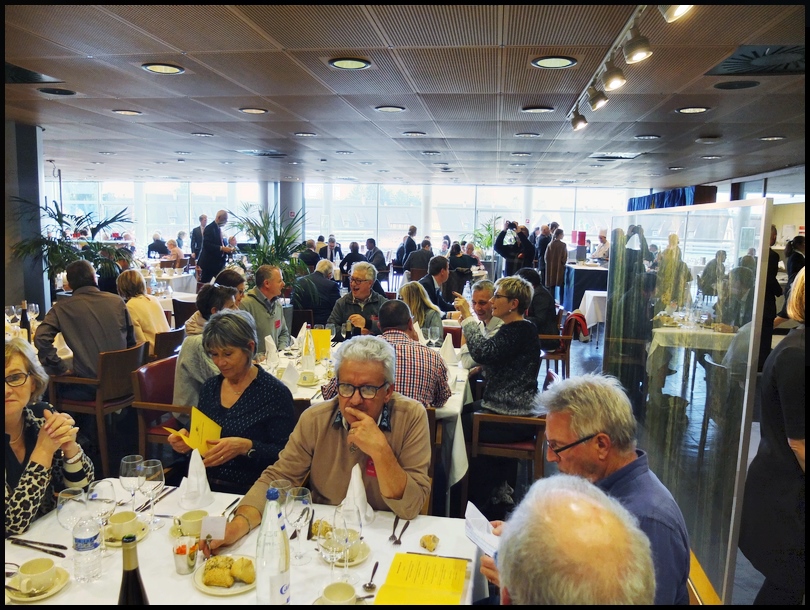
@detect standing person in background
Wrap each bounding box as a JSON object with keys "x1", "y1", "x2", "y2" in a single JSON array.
[
  {"x1": 545, "y1": 228, "x2": 567, "y2": 304},
  {"x1": 198, "y1": 210, "x2": 235, "y2": 282},
  {"x1": 176, "y1": 230, "x2": 187, "y2": 250},
  {"x1": 760, "y1": 225, "x2": 783, "y2": 370},
  {"x1": 190, "y1": 214, "x2": 207, "y2": 260},
  {"x1": 534, "y1": 224, "x2": 552, "y2": 284},
  {"x1": 404, "y1": 225, "x2": 418, "y2": 261},
  {"x1": 591, "y1": 229, "x2": 610, "y2": 261}
]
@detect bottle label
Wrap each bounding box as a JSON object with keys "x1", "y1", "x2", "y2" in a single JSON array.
[
  {"x1": 74, "y1": 534, "x2": 100, "y2": 551},
  {"x1": 269, "y1": 574, "x2": 290, "y2": 605}
]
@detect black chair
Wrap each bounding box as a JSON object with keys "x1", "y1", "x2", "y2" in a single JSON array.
[
  {"x1": 291, "y1": 309, "x2": 314, "y2": 336},
  {"x1": 172, "y1": 298, "x2": 198, "y2": 328}
]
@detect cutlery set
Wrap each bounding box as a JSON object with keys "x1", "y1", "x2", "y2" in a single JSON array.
[
  {"x1": 133, "y1": 486, "x2": 177, "y2": 512},
  {"x1": 7, "y1": 538, "x2": 67, "y2": 558}
]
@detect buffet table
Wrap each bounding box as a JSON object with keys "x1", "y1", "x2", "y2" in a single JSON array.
[
  {"x1": 4, "y1": 481, "x2": 486, "y2": 605},
  {"x1": 563, "y1": 263, "x2": 608, "y2": 313}
]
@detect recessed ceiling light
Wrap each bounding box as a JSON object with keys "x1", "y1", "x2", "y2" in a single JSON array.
[
  {"x1": 635, "y1": 134, "x2": 661, "y2": 140},
  {"x1": 515, "y1": 132, "x2": 541, "y2": 138},
  {"x1": 402, "y1": 131, "x2": 426, "y2": 137},
  {"x1": 676, "y1": 106, "x2": 709, "y2": 114},
  {"x1": 668, "y1": 166, "x2": 684, "y2": 170},
  {"x1": 288, "y1": 161, "x2": 300, "y2": 165},
  {"x1": 220, "y1": 161, "x2": 234, "y2": 165},
  {"x1": 329, "y1": 58, "x2": 371, "y2": 70},
  {"x1": 239, "y1": 107, "x2": 268, "y2": 114},
  {"x1": 714, "y1": 80, "x2": 760, "y2": 90},
  {"x1": 112, "y1": 109, "x2": 142, "y2": 116},
  {"x1": 377, "y1": 169, "x2": 389, "y2": 173},
  {"x1": 759, "y1": 135, "x2": 785, "y2": 141},
  {"x1": 701, "y1": 155, "x2": 722, "y2": 160},
  {"x1": 141, "y1": 63, "x2": 185, "y2": 75},
  {"x1": 508, "y1": 171, "x2": 521, "y2": 174},
  {"x1": 433, "y1": 162, "x2": 449, "y2": 166},
  {"x1": 421, "y1": 151, "x2": 441, "y2": 156},
  {"x1": 511, "y1": 152, "x2": 531, "y2": 157},
  {"x1": 176, "y1": 159, "x2": 185, "y2": 163},
  {"x1": 91, "y1": 162, "x2": 104, "y2": 165},
  {"x1": 695, "y1": 136, "x2": 722, "y2": 144},
  {"x1": 98, "y1": 151, "x2": 117, "y2": 156},
  {"x1": 509, "y1": 163, "x2": 526, "y2": 167},
  {"x1": 359, "y1": 162, "x2": 374, "y2": 166},
  {"x1": 154, "y1": 161, "x2": 167, "y2": 165},
  {"x1": 175, "y1": 151, "x2": 191, "y2": 155},
  {"x1": 295, "y1": 132, "x2": 317, "y2": 137},
  {"x1": 647, "y1": 173, "x2": 661, "y2": 176},
  {"x1": 521, "y1": 105, "x2": 554, "y2": 113},
  {"x1": 335, "y1": 151, "x2": 353, "y2": 155},
  {"x1": 589, "y1": 164, "x2": 604, "y2": 168},
  {"x1": 191, "y1": 132, "x2": 213, "y2": 137},
  {"x1": 531, "y1": 56, "x2": 577, "y2": 69},
  {"x1": 37, "y1": 87, "x2": 76, "y2": 95},
  {"x1": 375, "y1": 105, "x2": 406, "y2": 113}
]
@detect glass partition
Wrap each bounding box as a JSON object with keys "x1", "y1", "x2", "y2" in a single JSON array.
[{"x1": 605, "y1": 199, "x2": 771, "y2": 601}]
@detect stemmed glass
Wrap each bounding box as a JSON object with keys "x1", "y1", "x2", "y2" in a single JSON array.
[
  {"x1": 317, "y1": 511, "x2": 347, "y2": 581},
  {"x1": 334, "y1": 502, "x2": 363, "y2": 585},
  {"x1": 427, "y1": 326, "x2": 441, "y2": 347},
  {"x1": 87, "y1": 480, "x2": 116, "y2": 556},
  {"x1": 56, "y1": 488, "x2": 87, "y2": 536},
  {"x1": 326, "y1": 324, "x2": 336, "y2": 342},
  {"x1": 119, "y1": 455, "x2": 144, "y2": 513},
  {"x1": 5, "y1": 306, "x2": 18, "y2": 324},
  {"x1": 26, "y1": 303, "x2": 40, "y2": 320},
  {"x1": 140, "y1": 459, "x2": 166, "y2": 530},
  {"x1": 285, "y1": 487, "x2": 313, "y2": 565}
]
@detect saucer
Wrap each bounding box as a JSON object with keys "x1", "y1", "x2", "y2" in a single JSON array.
[
  {"x1": 297, "y1": 378, "x2": 321, "y2": 387},
  {"x1": 103, "y1": 521, "x2": 149, "y2": 547},
  {"x1": 6, "y1": 567, "x2": 69, "y2": 603},
  {"x1": 319, "y1": 540, "x2": 371, "y2": 568},
  {"x1": 314, "y1": 596, "x2": 369, "y2": 605}
]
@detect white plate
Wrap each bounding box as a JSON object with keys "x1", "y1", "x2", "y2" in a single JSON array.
[
  {"x1": 103, "y1": 521, "x2": 149, "y2": 547},
  {"x1": 314, "y1": 596, "x2": 369, "y2": 605},
  {"x1": 6, "y1": 567, "x2": 70, "y2": 603},
  {"x1": 192, "y1": 555, "x2": 257, "y2": 596},
  {"x1": 319, "y1": 540, "x2": 371, "y2": 568},
  {"x1": 297, "y1": 378, "x2": 321, "y2": 387}
]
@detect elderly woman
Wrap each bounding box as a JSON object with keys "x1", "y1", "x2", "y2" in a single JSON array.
[
  {"x1": 398, "y1": 281, "x2": 443, "y2": 346},
  {"x1": 454, "y1": 276, "x2": 541, "y2": 515},
  {"x1": 448, "y1": 242, "x2": 477, "y2": 270},
  {"x1": 162, "y1": 239, "x2": 185, "y2": 268},
  {"x1": 5, "y1": 338, "x2": 94, "y2": 534},
  {"x1": 168, "y1": 309, "x2": 295, "y2": 494},
  {"x1": 117, "y1": 269, "x2": 171, "y2": 356}
]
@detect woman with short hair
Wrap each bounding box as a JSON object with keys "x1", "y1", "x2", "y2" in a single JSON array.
[
  {"x1": 162, "y1": 239, "x2": 185, "y2": 268},
  {"x1": 117, "y1": 269, "x2": 170, "y2": 356}
]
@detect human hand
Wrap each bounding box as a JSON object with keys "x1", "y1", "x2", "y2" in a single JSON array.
[
  {"x1": 167, "y1": 429, "x2": 192, "y2": 454},
  {"x1": 203, "y1": 437, "x2": 251, "y2": 468},
  {"x1": 38, "y1": 409, "x2": 78, "y2": 455},
  {"x1": 480, "y1": 554, "x2": 500, "y2": 587},
  {"x1": 348, "y1": 314, "x2": 366, "y2": 329},
  {"x1": 345, "y1": 406, "x2": 387, "y2": 457},
  {"x1": 490, "y1": 520, "x2": 504, "y2": 536}
]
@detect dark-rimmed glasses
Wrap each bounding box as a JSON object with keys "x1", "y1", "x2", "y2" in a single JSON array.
[
  {"x1": 5, "y1": 372, "x2": 30, "y2": 387},
  {"x1": 350, "y1": 277, "x2": 371, "y2": 284},
  {"x1": 547, "y1": 433, "x2": 597, "y2": 457},
  {"x1": 492, "y1": 293, "x2": 510, "y2": 300},
  {"x1": 337, "y1": 382, "x2": 388, "y2": 399}
]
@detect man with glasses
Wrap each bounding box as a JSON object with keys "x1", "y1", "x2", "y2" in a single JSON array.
[
  {"x1": 209, "y1": 336, "x2": 431, "y2": 552},
  {"x1": 459, "y1": 280, "x2": 503, "y2": 370},
  {"x1": 327, "y1": 261, "x2": 388, "y2": 337},
  {"x1": 239, "y1": 264, "x2": 290, "y2": 350}
]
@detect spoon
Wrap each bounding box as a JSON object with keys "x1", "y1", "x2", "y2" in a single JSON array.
[
  {"x1": 363, "y1": 561, "x2": 379, "y2": 592},
  {"x1": 393, "y1": 521, "x2": 410, "y2": 546},
  {"x1": 388, "y1": 515, "x2": 400, "y2": 542}
]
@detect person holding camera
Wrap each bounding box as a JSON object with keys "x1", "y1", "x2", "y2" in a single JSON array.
[{"x1": 494, "y1": 221, "x2": 535, "y2": 277}]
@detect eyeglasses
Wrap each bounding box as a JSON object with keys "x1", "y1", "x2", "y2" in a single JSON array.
[
  {"x1": 547, "y1": 433, "x2": 598, "y2": 457},
  {"x1": 5, "y1": 372, "x2": 30, "y2": 387},
  {"x1": 492, "y1": 293, "x2": 510, "y2": 300},
  {"x1": 337, "y1": 382, "x2": 388, "y2": 399},
  {"x1": 350, "y1": 277, "x2": 370, "y2": 284}
]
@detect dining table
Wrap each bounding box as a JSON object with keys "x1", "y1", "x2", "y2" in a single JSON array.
[
  {"x1": 4, "y1": 480, "x2": 487, "y2": 605},
  {"x1": 562, "y1": 263, "x2": 608, "y2": 314},
  {"x1": 146, "y1": 271, "x2": 197, "y2": 295},
  {"x1": 578, "y1": 289, "x2": 607, "y2": 348}
]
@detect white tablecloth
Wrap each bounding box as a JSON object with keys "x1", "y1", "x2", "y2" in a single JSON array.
[
  {"x1": 149, "y1": 272, "x2": 197, "y2": 294},
  {"x1": 158, "y1": 291, "x2": 197, "y2": 311},
  {"x1": 4, "y1": 480, "x2": 486, "y2": 605},
  {"x1": 578, "y1": 289, "x2": 607, "y2": 328}
]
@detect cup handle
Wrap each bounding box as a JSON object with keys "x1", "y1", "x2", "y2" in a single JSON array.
[
  {"x1": 19, "y1": 577, "x2": 36, "y2": 595},
  {"x1": 173, "y1": 516, "x2": 182, "y2": 532}
]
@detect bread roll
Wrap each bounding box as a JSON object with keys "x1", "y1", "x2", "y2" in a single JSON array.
[
  {"x1": 420, "y1": 534, "x2": 439, "y2": 552},
  {"x1": 203, "y1": 567, "x2": 235, "y2": 588},
  {"x1": 231, "y1": 557, "x2": 255, "y2": 584}
]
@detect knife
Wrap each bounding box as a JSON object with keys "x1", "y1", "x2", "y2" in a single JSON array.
[
  {"x1": 7, "y1": 537, "x2": 68, "y2": 550},
  {"x1": 9, "y1": 539, "x2": 66, "y2": 558},
  {"x1": 220, "y1": 497, "x2": 241, "y2": 516},
  {"x1": 136, "y1": 486, "x2": 177, "y2": 512}
]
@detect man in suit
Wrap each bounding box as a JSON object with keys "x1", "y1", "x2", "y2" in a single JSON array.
[
  {"x1": 404, "y1": 225, "x2": 418, "y2": 260},
  {"x1": 418, "y1": 255, "x2": 457, "y2": 318},
  {"x1": 403, "y1": 239, "x2": 433, "y2": 281},
  {"x1": 147, "y1": 232, "x2": 170, "y2": 257},
  {"x1": 292, "y1": 259, "x2": 341, "y2": 326},
  {"x1": 319, "y1": 235, "x2": 343, "y2": 263},
  {"x1": 197, "y1": 209, "x2": 235, "y2": 282},
  {"x1": 365, "y1": 238, "x2": 387, "y2": 272},
  {"x1": 190, "y1": 214, "x2": 207, "y2": 260},
  {"x1": 534, "y1": 225, "x2": 552, "y2": 284},
  {"x1": 298, "y1": 239, "x2": 321, "y2": 268}
]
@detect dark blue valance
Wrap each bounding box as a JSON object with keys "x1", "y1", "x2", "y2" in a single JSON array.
[{"x1": 627, "y1": 186, "x2": 696, "y2": 211}]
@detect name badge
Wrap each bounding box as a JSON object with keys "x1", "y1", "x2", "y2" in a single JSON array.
[
  {"x1": 275, "y1": 319, "x2": 281, "y2": 329},
  {"x1": 365, "y1": 458, "x2": 377, "y2": 478}
]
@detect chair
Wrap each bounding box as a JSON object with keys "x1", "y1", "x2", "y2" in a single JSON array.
[
  {"x1": 159, "y1": 259, "x2": 175, "y2": 269},
  {"x1": 172, "y1": 298, "x2": 198, "y2": 329},
  {"x1": 293, "y1": 399, "x2": 311, "y2": 424},
  {"x1": 49, "y1": 342, "x2": 148, "y2": 477},
  {"x1": 131, "y1": 355, "x2": 191, "y2": 459},
  {"x1": 384, "y1": 291, "x2": 397, "y2": 300},
  {"x1": 179, "y1": 256, "x2": 191, "y2": 272},
  {"x1": 422, "y1": 407, "x2": 443, "y2": 516},
  {"x1": 390, "y1": 263, "x2": 404, "y2": 291},
  {"x1": 542, "y1": 368, "x2": 560, "y2": 391},
  {"x1": 442, "y1": 268, "x2": 472, "y2": 302},
  {"x1": 152, "y1": 327, "x2": 186, "y2": 360},
  {"x1": 538, "y1": 334, "x2": 574, "y2": 379},
  {"x1": 291, "y1": 309, "x2": 314, "y2": 336},
  {"x1": 163, "y1": 308, "x2": 173, "y2": 328},
  {"x1": 442, "y1": 325, "x2": 462, "y2": 348},
  {"x1": 698, "y1": 355, "x2": 736, "y2": 465},
  {"x1": 410, "y1": 268, "x2": 428, "y2": 282},
  {"x1": 196, "y1": 281, "x2": 207, "y2": 293}
]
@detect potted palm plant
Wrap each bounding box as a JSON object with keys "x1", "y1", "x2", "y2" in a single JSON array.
[{"x1": 462, "y1": 214, "x2": 502, "y2": 260}]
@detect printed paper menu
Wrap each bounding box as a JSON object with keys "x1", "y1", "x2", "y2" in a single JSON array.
[
  {"x1": 374, "y1": 553, "x2": 467, "y2": 605},
  {"x1": 163, "y1": 407, "x2": 221, "y2": 457}
]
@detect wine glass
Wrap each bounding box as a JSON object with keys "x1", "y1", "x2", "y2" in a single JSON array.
[
  {"x1": 5, "y1": 306, "x2": 18, "y2": 324},
  {"x1": 87, "y1": 480, "x2": 116, "y2": 556},
  {"x1": 56, "y1": 488, "x2": 87, "y2": 535},
  {"x1": 428, "y1": 326, "x2": 441, "y2": 347},
  {"x1": 285, "y1": 487, "x2": 313, "y2": 565},
  {"x1": 317, "y1": 512, "x2": 347, "y2": 582},
  {"x1": 119, "y1": 455, "x2": 144, "y2": 513},
  {"x1": 334, "y1": 502, "x2": 363, "y2": 585},
  {"x1": 26, "y1": 303, "x2": 40, "y2": 320},
  {"x1": 141, "y1": 459, "x2": 166, "y2": 530},
  {"x1": 326, "y1": 324, "x2": 337, "y2": 343}
]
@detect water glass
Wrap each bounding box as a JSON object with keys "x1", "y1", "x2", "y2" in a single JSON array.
[
  {"x1": 87, "y1": 480, "x2": 116, "y2": 557},
  {"x1": 56, "y1": 488, "x2": 87, "y2": 533},
  {"x1": 141, "y1": 459, "x2": 166, "y2": 530},
  {"x1": 119, "y1": 455, "x2": 144, "y2": 513},
  {"x1": 285, "y1": 488, "x2": 313, "y2": 565}
]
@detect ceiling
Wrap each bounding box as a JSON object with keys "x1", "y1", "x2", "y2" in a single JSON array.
[{"x1": 5, "y1": 5, "x2": 806, "y2": 191}]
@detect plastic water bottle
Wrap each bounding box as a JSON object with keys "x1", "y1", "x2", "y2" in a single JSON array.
[
  {"x1": 255, "y1": 488, "x2": 290, "y2": 605},
  {"x1": 73, "y1": 516, "x2": 102, "y2": 583},
  {"x1": 149, "y1": 273, "x2": 158, "y2": 295},
  {"x1": 462, "y1": 281, "x2": 472, "y2": 305}
]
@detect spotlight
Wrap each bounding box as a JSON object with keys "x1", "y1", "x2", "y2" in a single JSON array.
[
  {"x1": 587, "y1": 85, "x2": 608, "y2": 111},
  {"x1": 658, "y1": 5, "x2": 693, "y2": 23},
  {"x1": 601, "y1": 59, "x2": 626, "y2": 91},
  {"x1": 570, "y1": 107, "x2": 588, "y2": 131},
  {"x1": 623, "y1": 25, "x2": 652, "y2": 64}
]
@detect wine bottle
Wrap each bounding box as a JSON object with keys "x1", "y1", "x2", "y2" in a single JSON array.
[
  {"x1": 19, "y1": 301, "x2": 31, "y2": 342},
  {"x1": 118, "y1": 534, "x2": 149, "y2": 605}
]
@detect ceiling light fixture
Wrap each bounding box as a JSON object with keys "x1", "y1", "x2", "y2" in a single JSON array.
[
  {"x1": 570, "y1": 107, "x2": 588, "y2": 131},
  {"x1": 623, "y1": 24, "x2": 653, "y2": 64},
  {"x1": 98, "y1": 151, "x2": 116, "y2": 155},
  {"x1": 587, "y1": 84, "x2": 608, "y2": 111},
  {"x1": 239, "y1": 107, "x2": 268, "y2": 114},
  {"x1": 635, "y1": 134, "x2": 661, "y2": 140},
  {"x1": 511, "y1": 152, "x2": 532, "y2": 157},
  {"x1": 676, "y1": 106, "x2": 709, "y2": 114},
  {"x1": 294, "y1": 132, "x2": 317, "y2": 137},
  {"x1": 521, "y1": 105, "x2": 554, "y2": 113},
  {"x1": 658, "y1": 5, "x2": 693, "y2": 23},
  {"x1": 375, "y1": 105, "x2": 406, "y2": 113},
  {"x1": 601, "y1": 58, "x2": 626, "y2": 91},
  {"x1": 421, "y1": 151, "x2": 441, "y2": 156},
  {"x1": 759, "y1": 135, "x2": 785, "y2": 141},
  {"x1": 701, "y1": 155, "x2": 722, "y2": 160},
  {"x1": 37, "y1": 87, "x2": 75, "y2": 95},
  {"x1": 335, "y1": 150, "x2": 353, "y2": 155},
  {"x1": 531, "y1": 56, "x2": 577, "y2": 69},
  {"x1": 695, "y1": 136, "x2": 721, "y2": 144},
  {"x1": 329, "y1": 58, "x2": 371, "y2": 70},
  {"x1": 191, "y1": 132, "x2": 213, "y2": 137},
  {"x1": 402, "y1": 131, "x2": 426, "y2": 137},
  {"x1": 141, "y1": 63, "x2": 185, "y2": 75},
  {"x1": 668, "y1": 166, "x2": 684, "y2": 170},
  {"x1": 515, "y1": 132, "x2": 541, "y2": 138},
  {"x1": 175, "y1": 151, "x2": 191, "y2": 155},
  {"x1": 112, "y1": 109, "x2": 142, "y2": 116}
]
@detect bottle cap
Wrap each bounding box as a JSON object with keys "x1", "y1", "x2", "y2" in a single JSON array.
[
  {"x1": 122, "y1": 534, "x2": 137, "y2": 544},
  {"x1": 266, "y1": 488, "x2": 280, "y2": 501}
]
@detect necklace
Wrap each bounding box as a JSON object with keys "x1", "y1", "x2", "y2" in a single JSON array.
[
  {"x1": 226, "y1": 368, "x2": 256, "y2": 396},
  {"x1": 8, "y1": 422, "x2": 25, "y2": 444}
]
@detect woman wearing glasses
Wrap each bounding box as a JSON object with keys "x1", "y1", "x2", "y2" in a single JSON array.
[
  {"x1": 453, "y1": 276, "x2": 541, "y2": 516},
  {"x1": 5, "y1": 338, "x2": 94, "y2": 534}
]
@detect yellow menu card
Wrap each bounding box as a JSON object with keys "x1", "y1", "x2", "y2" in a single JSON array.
[
  {"x1": 163, "y1": 407, "x2": 221, "y2": 457},
  {"x1": 374, "y1": 553, "x2": 467, "y2": 605}
]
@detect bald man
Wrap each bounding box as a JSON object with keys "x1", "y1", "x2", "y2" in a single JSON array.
[{"x1": 198, "y1": 209, "x2": 235, "y2": 282}]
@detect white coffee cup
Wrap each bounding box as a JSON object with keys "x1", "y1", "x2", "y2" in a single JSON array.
[
  {"x1": 300, "y1": 370, "x2": 317, "y2": 385},
  {"x1": 18, "y1": 558, "x2": 56, "y2": 595},
  {"x1": 108, "y1": 510, "x2": 139, "y2": 540},
  {"x1": 156, "y1": 268, "x2": 163, "y2": 277},
  {"x1": 322, "y1": 581, "x2": 356, "y2": 605},
  {"x1": 174, "y1": 509, "x2": 208, "y2": 537},
  {"x1": 167, "y1": 267, "x2": 174, "y2": 276}
]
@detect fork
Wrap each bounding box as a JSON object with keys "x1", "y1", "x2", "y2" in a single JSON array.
[
  {"x1": 393, "y1": 521, "x2": 410, "y2": 545},
  {"x1": 388, "y1": 515, "x2": 400, "y2": 542}
]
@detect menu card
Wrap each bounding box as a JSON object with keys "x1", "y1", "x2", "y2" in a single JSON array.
[
  {"x1": 374, "y1": 553, "x2": 467, "y2": 605},
  {"x1": 163, "y1": 407, "x2": 221, "y2": 457}
]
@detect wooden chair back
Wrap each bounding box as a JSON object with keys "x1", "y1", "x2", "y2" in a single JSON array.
[
  {"x1": 422, "y1": 406, "x2": 442, "y2": 516},
  {"x1": 538, "y1": 334, "x2": 573, "y2": 379},
  {"x1": 442, "y1": 325, "x2": 462, "y2": 348},
  {"x1": 172, "y1": 298, "x2": 198, "y2": 328},
  {"x1": 410, "y1": 268, "x2": 428, "y2": 282},
  {"x1": 153, "y1": 327, "x2": 186, "y2": 360},
  {"x1": 159, "y1": 259, "x2": 175, "y2": 269}
]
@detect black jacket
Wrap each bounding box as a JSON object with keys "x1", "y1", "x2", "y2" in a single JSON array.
[
  {"x1": 292, "y1": 271, "x2": 341, "y2": 326},
  {"x1": 418, "y1": 275, "x2": 455, "y2": 314},
  {"x1": 190, "y1": 226, "x2": 204, "y2": 259},
  {"x1": 319, "y1": 244, "x2": 343, "y2": 262}
]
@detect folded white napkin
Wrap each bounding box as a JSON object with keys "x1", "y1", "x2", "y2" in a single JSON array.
[
  {"x1": 440, "y1": 338, "x2": 459, "y2": 364},
  {"x1": 280, "y1": 363, "x2": 300, "y2": 391},
  {"x1": 343, "y1": 464, "x2": 375, "y2": 525},
  {"x1": 412, "y1": 321, "x2": 428, "y2": 345},
  {"x1": 265, "y1": 335, "x2": 279, "y2": 367},
  {"x1": 179, "y1": 449, "x2": 214, "y2": 509},
  {"x1": 296, "y1": 322, "x2": 308, "y2": 349}
]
